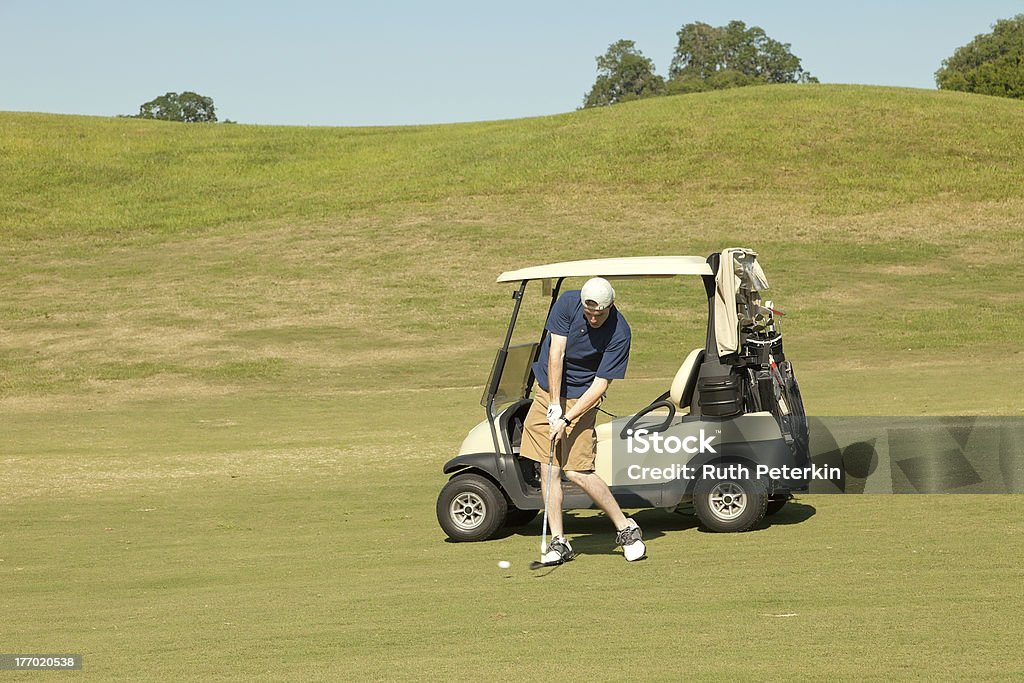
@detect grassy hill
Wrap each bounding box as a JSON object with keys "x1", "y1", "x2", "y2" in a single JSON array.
[
  {"x1": 4, "y1": 84, "x2": 1024, "y2": 236},
  {"x1": 3, "y1": 85, "x2": 1024, "y2": 678},
  {"x1": 3, "y1": 85, "x2": 1023, "y2": 409},
  {"x1": 2, "y1": 85, "x2": 1024, "y2": 405}
]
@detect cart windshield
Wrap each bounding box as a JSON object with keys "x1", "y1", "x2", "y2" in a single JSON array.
[{"x1": 480, "y1": 342, "x2": 539, "y2": 408}]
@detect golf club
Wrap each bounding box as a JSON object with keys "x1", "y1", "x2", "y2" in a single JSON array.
[{"x1": 528, "y1": 439, "x2": 556, "y2": 571}]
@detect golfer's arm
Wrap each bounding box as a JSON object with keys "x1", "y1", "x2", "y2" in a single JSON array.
[
  {"x1": 547, "y1": 334, "x2": 567, "y2": 404},
  {"x1": 565, "y1": 377, "x2": 609, "y2": 423}
]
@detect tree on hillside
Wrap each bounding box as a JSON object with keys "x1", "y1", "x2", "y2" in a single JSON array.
[
  {"x1": 935, "y1": 15, "x2": 1024, "y2": 99},
  {"x1": 582, "y1": 40, "x2": 666, "y2": 108},
  {"x1": 668, "y1": 20, "x2": 817, "y2": 93},
  {"x1": 135, "y1": 91, "x2": 218, "y2": 122}
]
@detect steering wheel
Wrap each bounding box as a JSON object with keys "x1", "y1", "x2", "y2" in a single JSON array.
[{"x1": 619, "y1": 398, "x2": 676, "y2": 440}]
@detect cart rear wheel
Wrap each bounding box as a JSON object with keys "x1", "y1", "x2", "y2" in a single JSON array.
[{"x1": 694, "y1": 476, "x2": 767, "y2": 532}]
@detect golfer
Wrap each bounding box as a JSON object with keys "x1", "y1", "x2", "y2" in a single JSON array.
[{"x1": 521, "y1": 277, "x2": 646, "y2": 565}]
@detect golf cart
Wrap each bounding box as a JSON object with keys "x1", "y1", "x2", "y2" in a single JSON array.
[{"x1": 436, "y1": 249, "x2": 809, "y2": 541}]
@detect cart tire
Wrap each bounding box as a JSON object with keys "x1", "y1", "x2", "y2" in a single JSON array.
[
  {"x1": 694, "y1": 476, "x2": 768, "y2": 532},
  {"x1": 437, "y1": 473, "x2": 508, "y2": 542}
]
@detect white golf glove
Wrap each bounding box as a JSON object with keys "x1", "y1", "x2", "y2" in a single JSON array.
[{"x1": 546, "y1": 403, "x2": 563, "y2": 427}]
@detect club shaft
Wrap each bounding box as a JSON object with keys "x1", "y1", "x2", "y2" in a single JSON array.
[{"x1": 540, "y1": 440, "x2": 554, "y2": 555}]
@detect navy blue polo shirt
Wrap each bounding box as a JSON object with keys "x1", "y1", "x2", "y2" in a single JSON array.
[{"x1": 533, "y1": 290, "x2": 631, "y2": 399}]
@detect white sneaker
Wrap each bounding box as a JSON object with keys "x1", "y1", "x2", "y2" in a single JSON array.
[
  {"x1": 541, "y1": 535, "x2": 574, "y2": 565},
  {"x1": 616, "y1": 518, "x2": 646, "y2": 562}
]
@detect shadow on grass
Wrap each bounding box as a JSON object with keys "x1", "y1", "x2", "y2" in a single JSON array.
[
  {"x1": 761, "y1": 501, "x2": 817, "y2": 526},
  {"x1": 507, "y1": 508, "x2": 701, "y2": 556},
  {"x1": 693, "y1": 500, "x2": 818, "y2": 534},
  {"x1": 441, "y1": 500, "x2": 816, "y2": 544}
]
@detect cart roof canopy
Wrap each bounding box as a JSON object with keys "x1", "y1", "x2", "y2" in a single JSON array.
[{"x1": 496, "y1": 256, "x2": 712, "y2": 283}]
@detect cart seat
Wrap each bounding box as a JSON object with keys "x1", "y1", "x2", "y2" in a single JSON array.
[{"x1": 670, "y1": 347, "x2": 705, "y2": 411}]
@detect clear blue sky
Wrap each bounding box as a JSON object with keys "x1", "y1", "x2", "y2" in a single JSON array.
[{"x1": 2, "y1": 0, "x2": 1021, "y2": 126}]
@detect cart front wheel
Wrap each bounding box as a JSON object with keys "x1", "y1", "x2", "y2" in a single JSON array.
[{"x1": 436, "y1": 473, "x2": 508, "y2": 541}]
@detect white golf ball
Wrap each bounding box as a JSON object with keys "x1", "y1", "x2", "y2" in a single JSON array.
[{"x1": 497, "y1": 560, "x2": 511, "y2": 569}]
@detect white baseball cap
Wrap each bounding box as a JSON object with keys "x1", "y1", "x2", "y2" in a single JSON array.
[{"x1": 581, "y1": 277, "x2": 615, "y2": 311}]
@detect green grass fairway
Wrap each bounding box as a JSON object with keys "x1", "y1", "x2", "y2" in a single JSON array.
[{"x1": 3, "y1": 85, "x2": 1024, "y2": 679}]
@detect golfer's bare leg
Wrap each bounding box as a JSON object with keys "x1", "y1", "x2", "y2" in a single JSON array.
[
  {"x1": 541, "y1": 462, "x2": 564, "y2": 538},
  {"x1": 565, "y1": 470, "x2": 628, "y2": 529}
]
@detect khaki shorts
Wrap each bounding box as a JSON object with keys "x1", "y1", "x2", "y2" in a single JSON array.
[{"x1": 520, "y1": 387, "x2": 598, "y2": 472}]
